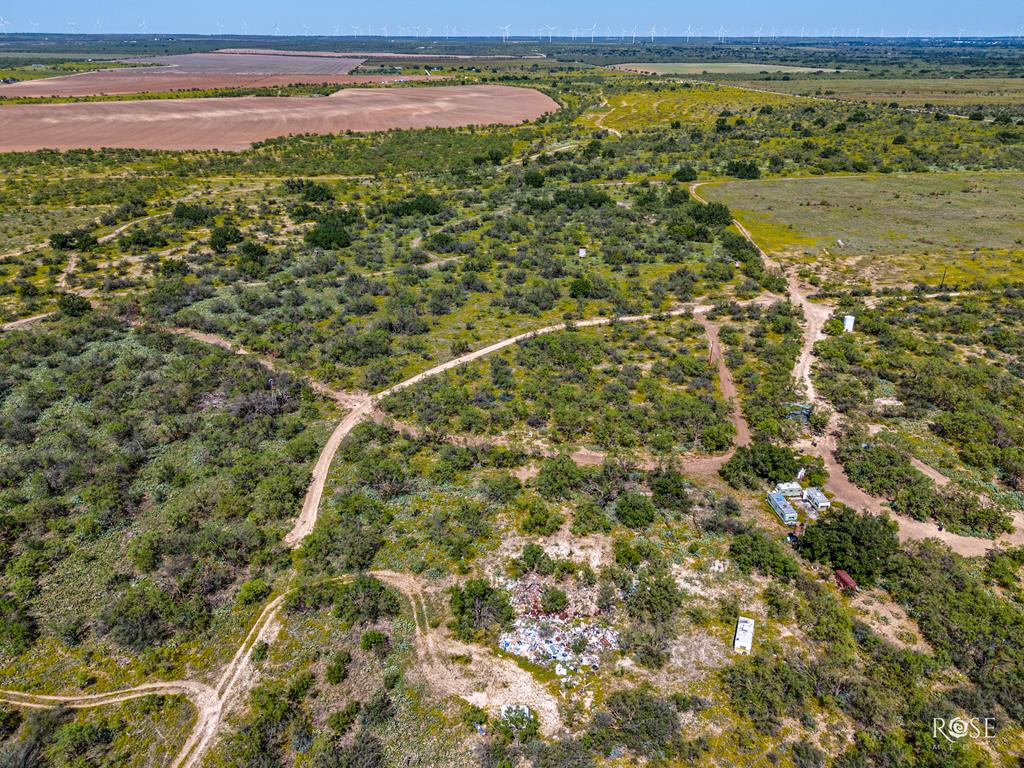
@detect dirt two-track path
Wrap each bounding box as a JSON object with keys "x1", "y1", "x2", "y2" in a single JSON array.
[
  {"x1": 5, "y1": 178, "x2": 1019, "y2": 764},
  {"x1": 690, "y1": 181, "x2": 1024, "y2": 556}
]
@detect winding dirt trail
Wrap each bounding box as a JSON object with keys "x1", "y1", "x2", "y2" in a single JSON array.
[
  {"x1": 693, "y1": 179, "x2": 1024, "y2": 556},
  {"x1": 9, "y1": 177, "x2": 1017, "y2": 765}
]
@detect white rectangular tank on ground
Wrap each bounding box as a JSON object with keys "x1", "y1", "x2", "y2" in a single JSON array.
[{"x1": 843, "y1": 315, "x2": 855, "y2": 333}]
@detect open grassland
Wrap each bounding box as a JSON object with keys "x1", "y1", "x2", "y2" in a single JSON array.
[
  {"x1": 702, "y1": 172, "x2": 1024, "y2": 287},
  {"x1": 730, "y1": 76, "x2": 1024, "y2": 108},
  {"x1": 579, "y1": 82, "x2": 798, "y2": 131},
  {"x1": 614, "y1": 62, "x2": 839, "y2": 75}
]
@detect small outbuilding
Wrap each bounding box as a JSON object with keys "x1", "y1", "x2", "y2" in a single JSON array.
[
  {"x1": 733, "y1": 616, "x2": 755, "y2": 654},
  {"x1": 802, "y1": 487, "x2": 831, "y2": 513},
  {"x1": 835, "y1": 570, "x2": 858, "y2": 593},
  {"x1": 768, "y1": 492, "x2": 799, "y2": 526}
]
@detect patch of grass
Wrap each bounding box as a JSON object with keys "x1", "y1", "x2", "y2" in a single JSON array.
[{"x1": 704, "y1": 172, "x2": 1024, "y2": 287}]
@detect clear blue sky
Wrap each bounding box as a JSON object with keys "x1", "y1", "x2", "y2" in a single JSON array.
[{"x1": 6, "y1": 0, "x2": 1023, "y2": 38}]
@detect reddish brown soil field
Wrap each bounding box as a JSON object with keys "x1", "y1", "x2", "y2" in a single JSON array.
[
  {"x1": 217, "y1": 47, "x2": 527, "y2": 60},
  {"x1": 0, "y1": 71, "x2": 424, "y2": 97},
  {"x1": 0, "y1": 85, "x2": 558, "y2": 151},
  {"x1": 121, "y1": 52, "x2": 364, "y2": 74}
]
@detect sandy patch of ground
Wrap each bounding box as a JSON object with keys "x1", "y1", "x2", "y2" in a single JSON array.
[{"x1": 850, "y1": 589, "x2": 930, "y2": 652}]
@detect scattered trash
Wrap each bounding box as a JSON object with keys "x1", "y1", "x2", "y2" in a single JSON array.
[{"x1": 498, "y1": 616, "x2": 619, "y2": 675}]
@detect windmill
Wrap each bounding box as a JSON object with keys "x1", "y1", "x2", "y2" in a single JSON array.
[
  {"x1": 499, "y1": 24, "x2": 511, "y2": 43},
  {"x1": 303, "y1": 23, "x2": 310, "y2": 36},
  {"x1": 28, "y1": 18, "x2": 38, "y2": 33},
  {"x1": 216, "y1": 20, "x2": 225, "y2": 35},
  {"x1": 96, "y1": 17, "x2": 104, "y2": 33},
  {"x1": 544, "y1": 24, "x2": 556, "y2": 43},
  {"x1": 273, "y1": 22, "x2": 281, "y2": 35},
  {"x1": 755, "y1": 26, "x2": 763, "y2": 43},
  {"x1": 685, "y1": 24, "x2": 692, "y2": 42},
  {"x1": 381, "y1": 24, "x2": 389, "y2": 37},
  {"x1": 0, "y1": 15, "x2": 9, "y2": 35},
  {"x1": 352, "y1": 24, "x2": 362, "y2": 37},
  {"x1": 588, "y1": 23, "x2": 597, "y2": 43},
  {"x1": 718, "y1": 25, "x2": 726, "y2": 43},
  {"x1": 630, "y1": 26, "x2": 637, "y2": 44},
  {"x1": 139, "y1": 19, "x2": 147, "y2": 33},
  {"x1": 648, "y1": 24, "x2": 656, "y2": 43},
  {"x1": 571, "y1": 27, "x2": 578, "y2": 41},
  {"x1": 67, "y1": 18, "x2": 78, "y2": 33}
]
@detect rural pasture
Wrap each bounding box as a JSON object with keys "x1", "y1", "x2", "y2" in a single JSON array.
[
  {"x1": 703, "y1": 172, "x2": 1024, "y2": 286},
  {"x1": 613, "y1": 62, "x2": 838, "y2": 75},
  {"x1": 580, "y1": 82, "x2": 798, "y2": 131},
  {"x1": 0, "y1": 84, "x2": 558, "y2": 150},
  {"x1": 729, "y1": 76, "x2": 1024, "y2": 108}
]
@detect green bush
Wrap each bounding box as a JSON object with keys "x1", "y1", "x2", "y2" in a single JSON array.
[
  {"x1": 448, "y1": 579, "x2": 513, "y2": 642},
  {"x1": 325, "y1": 649, "x2": 352, "y2": 684},
  {"x1": 359, "y1": 629, "x2": 389, "y2": 654},
  {"x1": 540, "y1": 586, "x2": 568, "y2": 614},
  {"x1": 615, "y1": 492, "x2": 657, "y2": 529}
]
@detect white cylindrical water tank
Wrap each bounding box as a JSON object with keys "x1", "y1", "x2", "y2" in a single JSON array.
[{"x1": 843, "y1": 315, "x2": 855, "y2": 333}]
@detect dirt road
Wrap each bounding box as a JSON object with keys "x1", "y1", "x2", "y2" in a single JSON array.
[{"x1": 699, "y1": 180, "x2": 1024, "y2": 556}]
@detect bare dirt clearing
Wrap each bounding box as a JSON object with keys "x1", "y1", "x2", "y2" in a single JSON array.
[
  {"x1": 0, "y1": 72, "x2": 421, "y2": 97},
  {"x1": 0, "y1": 85, "x2": 558, "y2": 151},
  {"x1": 122, "y1": 52, "x2": 364, "y2": 74}
]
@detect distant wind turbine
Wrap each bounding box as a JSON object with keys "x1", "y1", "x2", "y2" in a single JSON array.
[
  {"x1": 648, "y1": 25, "x2": 656, "y2": 42},
  {"x1": 0, "y1": 15, "x2": 9, "y2": 35},
  {"x1": 588, "y1": 23, "x2": 597, "y2": 43},
  {"x1": 499, "y1": 24, "x2": 511, "y2": 43},
  {"x1": 544, "y1": 24, "x2": 556, "y2": 42},
  {"x1": 718, "y1": 25, "x2": 726, "y2": 43}
]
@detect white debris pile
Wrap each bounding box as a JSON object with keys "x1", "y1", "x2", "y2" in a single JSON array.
[{"x1": 498, "y1": 616, "x2": 619, "y2": 675}]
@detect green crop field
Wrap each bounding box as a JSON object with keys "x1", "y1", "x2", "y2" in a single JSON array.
[{"x1": 702, "y1": 172, "x2": 1024, "y2": 287}]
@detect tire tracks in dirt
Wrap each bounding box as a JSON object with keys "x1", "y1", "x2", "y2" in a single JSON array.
[{"x1": 692, "y1": 179, "x2": 1024, "y2": 556}]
